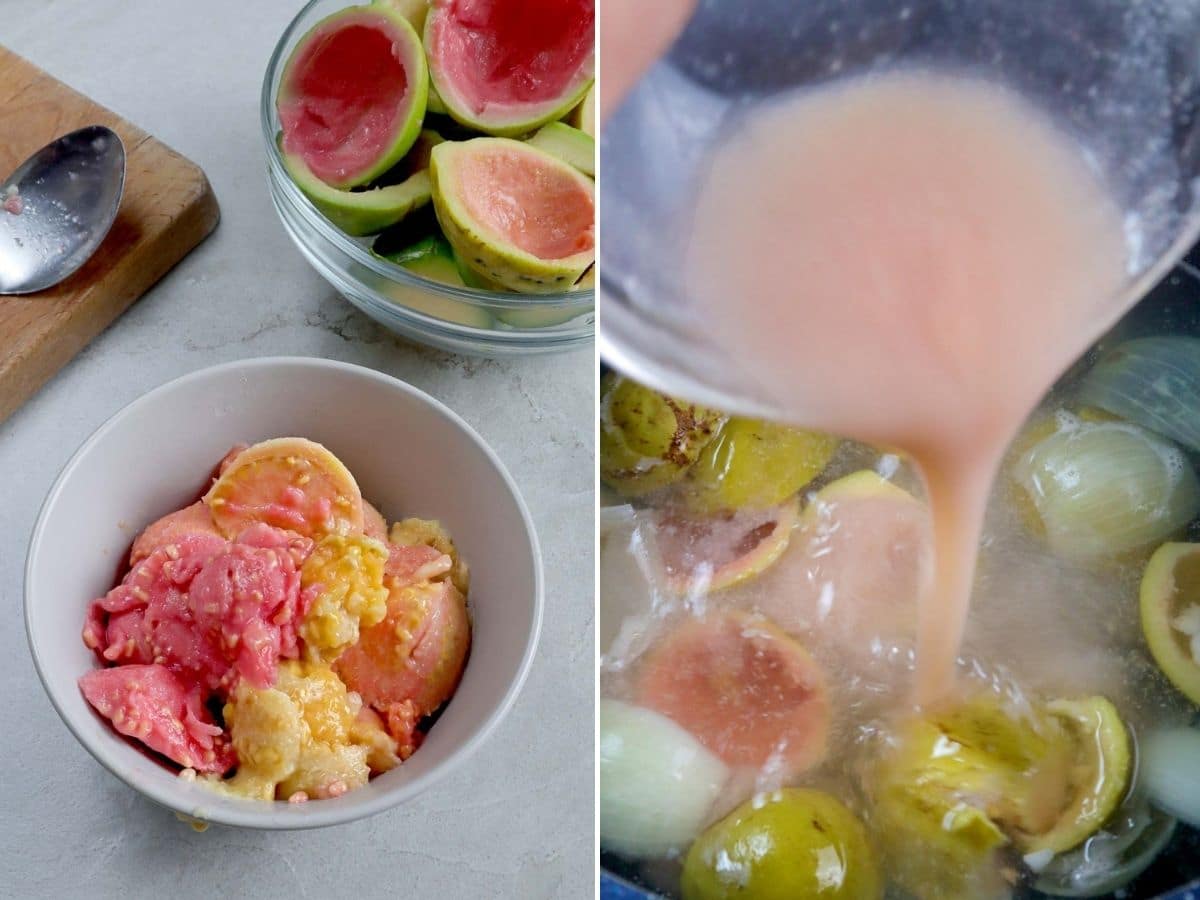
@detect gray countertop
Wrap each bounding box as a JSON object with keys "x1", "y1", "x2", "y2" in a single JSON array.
[{"x1": 0, "y1": 3, "x2": 595, "y2": 897}]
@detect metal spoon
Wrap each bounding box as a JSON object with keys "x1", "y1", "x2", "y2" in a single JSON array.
[{"x1": 0, "y1": 125, "x2": 125, "y2": 295}]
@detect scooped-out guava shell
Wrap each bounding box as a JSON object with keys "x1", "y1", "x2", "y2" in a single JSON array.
[
  {"x1": 1015, "y1": 697, "x2": 1131, "y2": 854},
  {"x1": 683, "y1": 417, "x2": 838, "y2": 514},
  {"x1": 742, "y1": 470, "x2": 929, "y2": 666},
  {"x1": 281, "y1": 147, "x2": 432, "y2": 236},
  {"x1": 423, "y1": 0, "x2": 595, "y2": 137},
  {"x1": 205, "y1": 438, "x2": 364, "y2": 539},
  {"x1": 569, "y1": 86, "x2": 596, "y2": 138},
  {"x1": 653, "y1": 497, "x2": 799, "y2": 595},
  {"x1": 527, "y1": 122, "x2": 595, "y2": 177},
  {"x1": 871, "y1": 707, "x2": 1015, "y2": 900},
  {"x1": 870, "y1": 693, "x2": 1131, "y2": 896},
  {"x1": 427, "y1": 82, "x2": 449, "y2": 115},
  {"x1": 430, "y1": 138, "x2": 595, "y2": 293},
  {"x1": 374, "y1": 0, "x2": 430, "y2": 32},
  {"x1": 278, "y1": 4, "x2": 428, "y2": 189},
  {"x1": 599, "y1": 373, "x2": 724, "y2": 498},
  {"x1": 634, "y1": 610, "x2": 830, "y2": 775}
]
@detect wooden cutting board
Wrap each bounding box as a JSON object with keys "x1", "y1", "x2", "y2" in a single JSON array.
[{"x1": 0, "y1": 47, "x2": 219, "y2": 426}]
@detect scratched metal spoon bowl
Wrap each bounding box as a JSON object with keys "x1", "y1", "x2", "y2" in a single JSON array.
[{"x1": 0, "y1": 125, "x2": 125, "y2": 295}]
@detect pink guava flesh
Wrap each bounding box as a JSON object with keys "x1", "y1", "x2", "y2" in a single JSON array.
[
  {"x1": 77, "y1": 443, "x2": 474, "y2": 787},
  {"x1": 429, "y1": 0, "x2": 594, "y2": 117},
  {"x1": 79, "y1": 664, "x2": 233, "y2": 773},
  {"x1": 335, "y1": 578, "x2": 470, "y2": 757},
  {"x1": 459, "y1": 150, "x2": 594, "y2": 259},
  {"x1": 279, "y1": 14, "x2": 412, "y2": 186},
  {"x1": 385, "y1": 542, "x2": 451, "y2": 585},
  {"x1": 83, "y1": 525, "x2": 312, "y2": 695},
  {"x1": 129, "y1": 502, "x2": 224, "y2": 567}
]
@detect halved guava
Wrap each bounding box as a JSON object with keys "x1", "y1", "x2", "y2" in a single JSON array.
[
  {"x1": 431, "y1": 137, "x2": 595, "y2": 293},
  {"x1": 205, "y1": 438, "x2": 364, "y2": 539},
  {"x1": 453, "y1": 247, "x2": 505, "y2": 290},
  {"x1": 278, "y1": 5, "x2": 428, "y2": 189},
  {"x1": 925, "y1": 696, "x2": 1129, "y2": 855},
  {"x1": 424, "y1": 0, "x2": 595, "y2": 137},
  {"x1": 634, "y1": 610, "x2": 830, "y2": 774},
  {"x1": 527, "y1": 122, "x2": 595, "y2": 177},
  {"x1": 653, "y1": 498, "x2": 799, "y2": 595},
  {"x1": 1140, "y1": 542, "x2": 1200, "y2": 704}
]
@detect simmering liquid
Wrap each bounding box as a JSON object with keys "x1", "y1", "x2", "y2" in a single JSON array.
[{"x1": 685, "y1": 71, "x2": 1130, "y2": 704}]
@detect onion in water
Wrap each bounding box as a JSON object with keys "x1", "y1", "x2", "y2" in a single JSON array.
[
  {"x1": 1077, "y1": 337, "x2": 1200, "y2": 453},
  {"x1": 1139, "y1": 727, "x2": 1200, "y2": 828},
  {"x1": 599, "y1": 699, "x2": 730, "y2": 859},
  {"x1": 1011, "y1": 415, "x2": 1200, "y2": 558}
]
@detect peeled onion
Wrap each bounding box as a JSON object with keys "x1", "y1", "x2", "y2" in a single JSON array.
[
  {"x1": 1077, "y1": 337, "x2": 1200, "y2": 453},
  {"x1": 599, "y1": 699, "x2": 729, "y2": 859},
  {"x1": 1139, "y1": 727, "x2": 1200, "y2": 828},
  {"x1": 1011, "y1": 415, "x2": 1200, "y2": 558}
]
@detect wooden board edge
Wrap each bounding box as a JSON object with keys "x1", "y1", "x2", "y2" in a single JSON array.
[{"x1": 0, "y1": 174, "x2": 220, "y2": 428}]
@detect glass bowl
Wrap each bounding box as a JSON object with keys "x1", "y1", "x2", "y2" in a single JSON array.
[
  {"x1": 600, "y1": 0, "x2": 1200, "y2": 417},
  {"x1": 260, "y1": 0, "x2": 594, "y2": 357}
]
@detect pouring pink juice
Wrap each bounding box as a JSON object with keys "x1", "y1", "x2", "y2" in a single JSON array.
[
  {"x1": 600, "y1": 4, "x2": 1200, "y2": 895},
  {"x1": 684, "y1": 70, "x2": 1129, "y2": 705}
]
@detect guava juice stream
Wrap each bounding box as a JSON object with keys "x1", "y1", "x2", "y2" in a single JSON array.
[{"x1": 684, "y1": 71, "x2": 1130, "y2": 706}]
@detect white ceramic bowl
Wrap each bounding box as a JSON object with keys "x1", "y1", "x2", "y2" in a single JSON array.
[{"x1": 24, "y1": 357, "x2": 542, "y2": 828}]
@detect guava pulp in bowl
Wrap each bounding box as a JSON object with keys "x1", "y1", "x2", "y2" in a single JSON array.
[
  {"x1": 25, "y1": 358, "x2": 542, "y2": 828},
  {"x1": 261, "y1": 0, "x2": 594, "y2": 356},
  {"x1": 76, "y1": 435, "x2": 477, "y2": 801}
]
